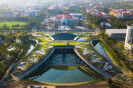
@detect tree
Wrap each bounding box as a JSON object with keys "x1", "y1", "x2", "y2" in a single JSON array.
[
  {"x1": 3, "y1": 24, "x2": 8, "y2": 29},
  {"x1": 91, "y1": 24, "x2": 96, "y2": 29},
  {"x1": 106, "y1": 78, "x2": 120, "y2": 88},
  {"x1": 76, "y1": 22, "x2": 83, "y2": 26},
  {"x1": 70, "y1": 22, "x2": 74, "y2": 29},
  {"x1": 5, "y1": 36, "x2": 15, "y2": 44},
  {"x1": 16, "y1": 24, "x2": 20, "y2": 29},
  {"x1": 12, "y1": 25, "x2": 15, "y2": 29},
  {"x1": 41, "y1": 22, "x2": 46, "y2": 28},
  {"x1": 54, "y1": 22, "x2": 59, "y2": 28}
]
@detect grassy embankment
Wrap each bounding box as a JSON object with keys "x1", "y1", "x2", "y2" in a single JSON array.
[{"x1": 100, "y1": 39, "x2": 127, "y2": 70}]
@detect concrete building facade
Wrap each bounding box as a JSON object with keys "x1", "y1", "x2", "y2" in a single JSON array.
[
  {"x1": 125, "y1": 26, "x2": 133, "y2": 50},
  {"x1": 105, "y1": 29, "x2": 127, "y2": 40}
]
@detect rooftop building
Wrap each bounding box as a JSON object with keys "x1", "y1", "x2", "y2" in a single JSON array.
[
  {"x1": 110, "y1": 9, "x2": 133, "y2": 18},
  {"x1": 86, "y1": 9, "x2": 109, "y2": 18},
  {"x1": 47, "y1": 14, "x2": 82, "y2": 26},
  {"x1": 105, "y1": 29, "x2": 127, "y2": 40}
]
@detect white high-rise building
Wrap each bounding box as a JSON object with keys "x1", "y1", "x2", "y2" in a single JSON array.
[{"x1": 125, "y1": 26, "x2": 133, "y2": 50}]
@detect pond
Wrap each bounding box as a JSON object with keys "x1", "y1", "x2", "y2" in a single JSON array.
[
  {"x1": 29, "y1": 67, "x2": 95, "y2": 83},
  {"x1": 25, "y1": 47, "x2": 97, "y2": 83}
]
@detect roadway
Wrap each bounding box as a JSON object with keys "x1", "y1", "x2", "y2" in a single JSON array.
[{"x1": 0, "y1": 29, "x2": 95, "y2": 32}]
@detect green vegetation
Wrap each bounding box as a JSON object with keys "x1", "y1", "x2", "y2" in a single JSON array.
[
  {"x1": 49, "y1": 41, "x2": 86, "y2": 46},
  {"x1": 13, "y1": 33, "x2": 53, "y2": 76},
  {"x1": 0, "y1": 31, "x2": 33, "y2": 79},
  {"x1": 49, "y1": 42, "x2": 67, "y2": 45},
  {"x1": 100, "y1": 39, "x2": 123, "y2": 69},
  {"x1": 51, "y1": 66, "x2": 79, "y2": 70},
  {"x1": 79, "y1": 66, "x2": 104, "y2": 79},
  {"x1": 106, "y1": 78, "x2": 121, "y2": 88},
  {"x1": 0, "y1": 21, "x2": 27, "y2": 29},
  {"x1": 100, "y1": 33, "x2": 133, "y2": 73}
]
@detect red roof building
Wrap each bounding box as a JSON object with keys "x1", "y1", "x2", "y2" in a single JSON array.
[
  {"x1": 110, "y1": 9, "x2": 133, "y2": 18},
  {"x1": 56, "y1": 14, "x2": 72, "y2": 19},
  {"x1": 46, "y1": 14, "x2": 83, "y2": 26},
  {"x1": 86, "y1": 9, "x2": 109, "y2": 18}
]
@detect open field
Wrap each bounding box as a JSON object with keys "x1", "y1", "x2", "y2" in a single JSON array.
[{"x1": 0, "y1": 21, "x2": 27, "y2": 29}]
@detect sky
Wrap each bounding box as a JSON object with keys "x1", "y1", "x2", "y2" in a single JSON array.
[
  {"x1": 0, "y1": 0, "x2": 8, "y2": 3},
  {"x1": 0, "y1": 0, "x2": 13, "y2": 4}
]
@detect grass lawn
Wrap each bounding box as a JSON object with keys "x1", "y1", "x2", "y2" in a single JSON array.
[
  {"x1": 49, "y1": 41, "x2": 86, "y2": 46},
  {"x1": 69, "y1": 42, "x2": 86, "y2": 45},
  {"x1": 49, "y1": 42, "x2": 67, "y2": 45},
  {"x1": 0, "y1": 21, "x2": 27, "y2": 29}
]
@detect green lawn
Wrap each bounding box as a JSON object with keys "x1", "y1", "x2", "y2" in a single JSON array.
[
  {"x1": 0, "y1": 21, "x2": 27, "y2": 29},
  {"x1": 49, "y1": 42, "x2": 67, "y2": 45},
  {"x1": 49, "y1": 41, "x2": 86, "y2": 46}
]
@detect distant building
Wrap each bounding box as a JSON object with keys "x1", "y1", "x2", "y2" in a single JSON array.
[
  {"x1": 48, "y1": 5, "x2": 59, "y2": 10},
  {"x1": 70, "y1": 13, "x2": 84, "y2": 19},
  {"x1": 20, "y1": 10, "x2": 37, "y2": 17},
  {"x1": 86, "y1": 9, "x2": 109, "y2": 18},
  {"x1": 100, "y1": 23, "x2": 111, "y2": 28},
  {"x1": 124, "y1": 0, "x2": 133, "y2": 1},
  {"x1": 106, "y1": 26, "x2": 133, "y2": 50},
  {"x1": 125, "y1": 26, "x2": 133, "y2": 50},
  {"x1": 20, "y1": 12, "x2": 29, "y2": 17},
  {"x1": 47, "y1": 14, "x2": 82, "y2": 26},
  {"x1": 1, "y1": 11, "x2": 19, "y2": 18},
  {"x1": 29, "y1": 10, "x2": 38, "y2": 17},
  {"x1": 105, "y1": 29, "x2": 127, "y2": 40},
  {"x1": 110, "y1": 9, "x2": 133, "y2": 18}
]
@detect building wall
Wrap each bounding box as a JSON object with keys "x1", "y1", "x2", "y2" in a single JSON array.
[
  {"x1": 125, "y1": 26, "x2": 133, "y2": 43},
  {"x1": 110, "y1": 33, "x2": 126, "y2": 39},
  {"x1": 105, "y1": 30, "x2": 126, "y2": 40},
  {"x1": 125, "y1": 26, "x2": 133, "y2": 50}
]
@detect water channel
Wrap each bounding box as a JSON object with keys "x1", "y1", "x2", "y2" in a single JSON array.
[{"x1": 29, "y1": 67, "x2": 95, "y2": 83}]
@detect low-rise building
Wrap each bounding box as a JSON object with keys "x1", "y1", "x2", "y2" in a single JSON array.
[
  {"x1": 105, "y1": 29, "x2": 127, "y2": 40},
  {"x1": 46, "y1": 14, "x2": 82, "y2": 26},
  {"x1": 106, "y1": 26, "x2": 133, "y2": 51},
  {"x1": 110, "y1": 9, "x2": 133, "y2": 18},
  {"x1": 1, "y1": 11, "x2": 19, "y2": 18},
  {"x1": 86, "y1": 9, "x2": 109, "y2": 18},
  {"x1": 70, "y1": 13, "x2": 84, "y2": 19}
]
